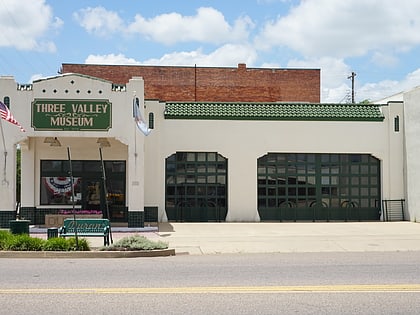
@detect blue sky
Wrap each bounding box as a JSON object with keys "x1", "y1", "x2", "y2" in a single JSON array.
[{"x1": 1, "y1": 0, "x2": 420, "y2": 103}]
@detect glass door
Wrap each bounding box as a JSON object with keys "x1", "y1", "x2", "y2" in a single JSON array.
[{"x1": 83, "y1": 179, "x2": 104, "y2": 211}]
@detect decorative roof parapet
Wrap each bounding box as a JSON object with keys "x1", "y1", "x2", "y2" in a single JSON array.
[
  {"x1": 17, "y1": 84, "x2": 33, "y2": 91},
  {"x1": 164, "y1": 102, "x2": 385, "y2": 122},
  {"x1": 111, "y1": 84, "x2": 126, "y2": 92}
]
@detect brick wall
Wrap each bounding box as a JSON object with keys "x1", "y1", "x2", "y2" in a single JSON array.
[{"x1": 62, "y1": 63, "x2": 320, "y2": 103}]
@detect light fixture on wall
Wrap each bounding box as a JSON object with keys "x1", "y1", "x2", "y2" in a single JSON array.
[
  {"x1": 97, "y1": 137, "x2": 111, "y2": 147},
  {"x1": 50, "y1": 137, "x2": 61, "y2": 147},
  {"x1": 43, "y1": 137, "x2": 55, "y2": 144}
]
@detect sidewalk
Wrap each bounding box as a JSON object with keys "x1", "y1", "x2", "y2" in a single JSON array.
[
  {"x1": 31, "y1": 221, "x2": 420, "y2": 255},
  {"x1": 153, "y1": 222, "x2": 420, "y2": 255}
]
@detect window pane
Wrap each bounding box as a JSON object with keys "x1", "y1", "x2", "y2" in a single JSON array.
[
  {"x1": 166, "y1": 186, "x2": 175, "y2": 195},
  {"x1": 106, "y1": 161, "x2": 125, "y2": 172},
  {"x1": 107, "y1": 179, "x2": 125, "y2": 206},
  {"x1": 360, "y1": 165, "x2": 369, "y2": 174},
  {"x1": 40, "y1": 177, "x2": 81, "y2": 205},
  {"x1": 187, "y1": 153, "x2": 195, "y2": 161},
  {"x1": 41, "y1": 160, "x2": 62, "y2": 172},
  {"x1": 177, "y1": 152, "x2": 187, "y2": 162},
  {"x1": 207, "y1": 165, "x2": 216, "y2": 172},
  {"x1": 177, "y1": 163, "x2": 185, "y2": 172},
  {"x1": 84, "y1": 161, "x2": 101, "y2": 172},
  {"x1": 217, "y1": 163, "x2": 226, "y2": 172}
]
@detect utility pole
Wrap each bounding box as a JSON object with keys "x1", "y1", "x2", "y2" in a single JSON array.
[{"x1": 347, "y1": 72, "x2": 356, "y2": 103}]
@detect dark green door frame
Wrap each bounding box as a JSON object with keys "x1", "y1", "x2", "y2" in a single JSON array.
[
  {"x1": 258, "y1": 153, "x2": 381, "y2": 221},
  {"x1": 165, "y1": 152, "x2": 228, "y2": 222}
]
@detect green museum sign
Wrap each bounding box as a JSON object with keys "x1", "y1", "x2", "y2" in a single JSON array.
[{"x1": 32, "y1": 99, "x2": 112, "y2": 131}]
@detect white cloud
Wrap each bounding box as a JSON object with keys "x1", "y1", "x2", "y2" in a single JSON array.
[
  {"x1": 85, "y1": 44, "x2": 257, "y2": 68},
  {"x1": 359, "y1": 68, "x2": 420, "y2": 102},
  {"x1": 74, "y1": 6, "x2": 253, "y2": 45},
  {"x1": 29, "y1": 74, "x2": 45, "y2": 83},
  {"x1": 0, "y1": 0, "x2": 59, "y2": 51},
  {"x1": 128, "y1": 7, "x2": 253, "y2": 45},
  {"x1": 73, "y1": 6, "x2": 124, "y2": 38},
  {"x1": 144, "y1": 44, "x2": 258, "y2": 66},
  {"x1": 85, "y1": 53, "x2": 141, "y2": 65},
  {"x1": 74, "y1": 3, "x2": 420, "y2": 104},
  {"x1": 286, "y1": 57, "x2": 420, "y2": 103},
  {"x1": 256, "y1": 1, "x2": 420, "y2": 59},
  {"x1": 371, "y1": 52, "x2": 399, "y2": 68},
  {"x1": 257, "y1": 0, "x2": 292, "y2": 3},
  {"x1": 287, "y1": 57, "x2": 352, "y2": 102}
]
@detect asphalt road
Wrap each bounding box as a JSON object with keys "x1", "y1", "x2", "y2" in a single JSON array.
[{"x1": 1, "y1": 251, "x2": 420, "y2": 314}]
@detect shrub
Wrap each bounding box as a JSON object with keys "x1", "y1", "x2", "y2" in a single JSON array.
[
  {"x1": 5, "y1": 234, "x2": 44, "y2": 251},
  {"x1": 0, "y1": 230, "x2": 13, "y2": 250},
  {"x1": 101, "y1": 234, "x2": 168, "y2": 251},
  {"x1": 43, "y1": 237, "x2": 90, "y2": 251},
  {"x1": 0, "y1": 231, "x2": 90, "y2": 252},
  {"x1": 42, "y1": 237, "x2": 70, "y2": 251},
  {"x1": 67, "y1": 238, "x2": 90, "y2": 251}
]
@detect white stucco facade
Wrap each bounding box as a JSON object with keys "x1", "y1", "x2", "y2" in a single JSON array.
[
  {"x1": 143, "y1": 100, "x2": 406, "y2": 222},
  {"x1": 0, "y1": 73, "x2": 414, "y2": 225},
  {"x1": 0, "y1": 74, "x2": 146, "y2": 221}
]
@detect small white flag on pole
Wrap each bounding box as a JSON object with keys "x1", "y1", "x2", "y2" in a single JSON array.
[{"x1": 133, "y1": 96, "x2": 151, "y2": 136}]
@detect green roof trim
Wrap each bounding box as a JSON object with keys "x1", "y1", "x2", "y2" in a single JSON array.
[{"x1": 164, "y1": 102, "x2": 385, "y2": 122}]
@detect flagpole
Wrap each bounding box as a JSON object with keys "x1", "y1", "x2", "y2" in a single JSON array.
[
  {"x1": 0, "y1": 116, "x2": 8, "y2": 186},
  {"x1": 133, "y1": 93, "x2": 137, "y2": 158},
  {"x1": 99, "y1": 146, "x2": 113, "y2": 244},
  {"x1": 0, "y1": 100, "x2": 25, "y2": 186},
  {"x1": 67, "y1": 146, "x2": 79, "y2": 250}
]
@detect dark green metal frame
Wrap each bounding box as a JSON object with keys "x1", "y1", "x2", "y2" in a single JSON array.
[
  {"x1": 257, "y1": 153, "x2": 381, "y2": 221},
  {"x1": 165, "y1": 152, "x2": 228, "y2": 222}
]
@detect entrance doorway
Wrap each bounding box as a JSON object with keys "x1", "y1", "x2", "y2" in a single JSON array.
[{"x1": 40, "y1": 159, "x2": 127, "y2": 222}]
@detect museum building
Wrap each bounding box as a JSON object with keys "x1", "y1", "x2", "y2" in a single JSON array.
[{"x1": 0, "y1": 64, "x2": 411, "y2": 228}]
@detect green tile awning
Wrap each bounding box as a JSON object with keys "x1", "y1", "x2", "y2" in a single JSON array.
[{"x1": 164, "y1": 102, "x2": 384, "y2": 121}]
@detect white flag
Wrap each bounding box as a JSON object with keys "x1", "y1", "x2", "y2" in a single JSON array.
[{"x1": 133, "y1": 97, "x2": 151, "y2": 136}]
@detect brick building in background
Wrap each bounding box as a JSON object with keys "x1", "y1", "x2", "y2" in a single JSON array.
[{"x1": 62, "y1": 63, "x2": 320, "y2": 103}]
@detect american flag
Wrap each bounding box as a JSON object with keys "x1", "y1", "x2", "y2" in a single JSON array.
[{"x1": 0, "y1": 101, "x2": 25, "y2": 132}]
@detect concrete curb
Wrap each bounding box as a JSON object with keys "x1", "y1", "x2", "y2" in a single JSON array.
[{"x1": 0, "y1": 248, "x2": 176, "y2": 259}]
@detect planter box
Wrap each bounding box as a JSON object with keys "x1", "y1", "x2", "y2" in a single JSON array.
[
  {"x1": 44, "y1": 214, "x2": 102, "y2": 228},
  {"x1": 9, "y1": 220, "x2": 30, "y2": 234}
]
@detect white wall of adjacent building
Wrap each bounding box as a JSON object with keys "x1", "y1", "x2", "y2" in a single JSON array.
[
  {"x1": 404, "y1": 87, "x2": 420, "y2": 221},
  {"x1": 144, "y1": 100, "x2": 406, "y2": 222}
]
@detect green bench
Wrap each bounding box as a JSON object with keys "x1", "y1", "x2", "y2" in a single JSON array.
[{"x1": 59, "y1": 218, "x2": 111, "y2": 246}]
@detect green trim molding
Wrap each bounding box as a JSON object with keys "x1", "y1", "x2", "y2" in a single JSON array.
[{"x1": 164, "y1": 102, "x2": 385, "y2": 122}]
